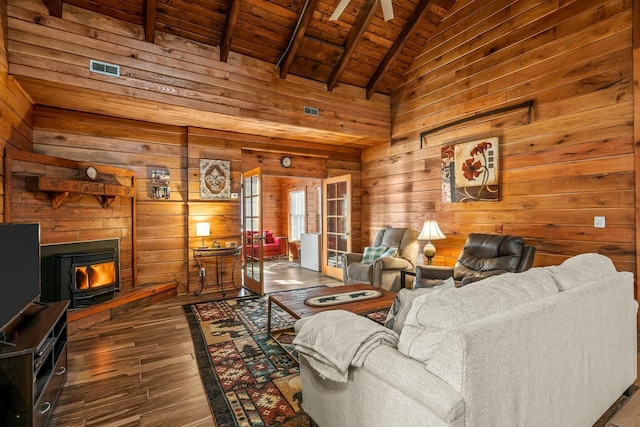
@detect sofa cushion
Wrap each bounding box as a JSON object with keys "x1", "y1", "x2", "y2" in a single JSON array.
[
  {"x1": 362, "y1": 246, "x2": 388, "y2": 264},
  {"x1": 380, "y1": 228, "x2": 407, "y2": 248},
  {"x1": 384, "y1": 277, "x2": 454, "y2": 334},
  {"x1": 398, "y1": 267, "x2": 559, "y2": 362},
  {"x1": 265, "y1": 232, "x2": 274, "y2": 244},
  {"x1": 548, "y1": 253, "x2": 618, "y2": 291},
  {"x1": 379, "y1": 247, "x2": 398, "y2": 259},
  {"x1": 371, "y1": 229, "x2": 387, "y2": 247}
]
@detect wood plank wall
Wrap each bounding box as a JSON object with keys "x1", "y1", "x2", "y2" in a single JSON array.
[
  {"x1": 3, "y1": 0, "x2": 369, "y2": 275},
  {"x1": 22, "y1": 109, "x2": 360, "y2": 293},
  {"x1": 362, "y1": 0, "x2": 635, "y2": 277},
  {"x1": 6, "y1": 0, "x2": 390, "y2": 146},
  {"x1": 0, "y1": 0, "x2": 33, "y2": 222}
]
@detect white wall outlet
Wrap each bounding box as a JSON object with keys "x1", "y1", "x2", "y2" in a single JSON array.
[
  {"x1": 231, "y1": 193, "x2": 239, "y2": 199},
  {"x1": 594, "y1": 216, "x2": 606, "y2": 228},
  {"x1": 200, "y1": 267, "x2": 206, "y2": 277}
]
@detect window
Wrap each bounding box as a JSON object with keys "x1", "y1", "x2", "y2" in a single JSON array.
[{"x1": 289, "y1": 190, "x2": 306, "y2": 241}]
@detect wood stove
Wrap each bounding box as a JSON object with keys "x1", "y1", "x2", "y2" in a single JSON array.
[{"x1": 50, "y1": 248, "x2": 119, "y2": 308}]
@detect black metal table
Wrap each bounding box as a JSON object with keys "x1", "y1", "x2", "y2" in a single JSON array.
[{"x1": 191, "y1": 247, "x2": 241, "y2": 296}]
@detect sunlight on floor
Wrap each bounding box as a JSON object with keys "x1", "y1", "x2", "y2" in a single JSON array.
[{"x1": 274, "y1": 279, "x2": 304, "y2": 284}]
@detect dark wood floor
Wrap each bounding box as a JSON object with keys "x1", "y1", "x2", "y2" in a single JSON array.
[
  {"x1": 48, "y1": 262, "x2": 340, "y2": 426},
  {"x1": 47, "y1": 262, "x2": 639, "y2": 426}
]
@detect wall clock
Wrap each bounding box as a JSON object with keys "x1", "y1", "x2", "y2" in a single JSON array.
[
  {"x1": 281, "y1": 156, "x2": 292, "y2": 168},
  {"x1": 84, "y1": 166, "x2": 99, "y2": 180}
]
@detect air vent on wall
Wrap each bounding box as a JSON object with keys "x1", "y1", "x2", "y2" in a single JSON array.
[
  {"x1": 303, "y1": 106, "x2": 319, "y2": 117},
  {"x1": 90, "y1": 60, "x2": 120, "y2": 77}
]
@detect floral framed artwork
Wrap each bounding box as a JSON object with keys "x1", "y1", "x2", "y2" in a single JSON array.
[
  {"x1": 441, "y1": 137, "x2": 499, "y2": 203},
  {"x1": 200, "y1": 159, "x2": 231, "y2": 199}
]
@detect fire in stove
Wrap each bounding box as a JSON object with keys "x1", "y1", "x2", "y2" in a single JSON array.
[{"x1": 75, "y1": 261, "x2": 117, "y2": 290}]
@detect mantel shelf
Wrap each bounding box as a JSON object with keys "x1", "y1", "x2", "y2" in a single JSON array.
[{"x1": 25, "y1": 176, "x2": 135, "y2": 208}]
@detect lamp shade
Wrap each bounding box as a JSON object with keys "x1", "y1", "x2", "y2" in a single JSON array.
[
  {"x1": 196, "y1": 222, "x2": 210, "y2": 237},
  {"x1": 418, "y1": 220, "x2": 445, "y2": 241}
]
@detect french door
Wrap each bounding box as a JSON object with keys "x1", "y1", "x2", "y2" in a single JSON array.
[
  {"x1": 242, "y1": 167, "x2": 264, "y2": 296},
  {"x1": 322, "y1": 174, "x2": 352, "y2": 280}
]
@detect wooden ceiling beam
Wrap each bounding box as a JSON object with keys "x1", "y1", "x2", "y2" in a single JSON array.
[
  {"x1": 221, "y1": 0, "x2": 241, "y2": 62},
  {"x1": 44, "y1": 0, "x2": 63, "y2": 18},
  {"x1": 366, "y1": 0, "x2": 436, "y2": 99},
  {"x1": 144, "y1": 0, "x2": 157, "y2": 43},
  {"x1": 327, "y1": 0, "x2": 378, "y2": 91},
  {"x1": 278, "y1": 0, "x2": 321, "y2": 79}
]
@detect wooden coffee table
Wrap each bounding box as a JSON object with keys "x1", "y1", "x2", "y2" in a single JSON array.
[{"x1": 267, "y1": 283, "x2": 396, "y2": 333}]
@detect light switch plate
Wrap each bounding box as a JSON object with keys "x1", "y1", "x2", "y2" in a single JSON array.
[{"x1": 594, "y1": 216, "x2": 605, "y2": 228}]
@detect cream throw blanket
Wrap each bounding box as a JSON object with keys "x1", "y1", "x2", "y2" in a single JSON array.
[{"x1": 293, "y1": 310, "x2": 399, "y2": 383}]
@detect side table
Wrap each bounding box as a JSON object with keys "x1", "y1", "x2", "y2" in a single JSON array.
[
  {"x1": 276, "y1": 236, "x2": 289, "y2": 259},
  {"x1": 400, "y1": 268, "x2": 416, "y2": 289},
  {"x1": 191, "y1": 247, "x2": 241, "y2": 296}
]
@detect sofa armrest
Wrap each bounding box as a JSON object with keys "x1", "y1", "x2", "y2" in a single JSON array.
[
  {"x1": 361, "y1": 346, "x2": 464, "y2": 423},
  {"x1": 374, "y1": 256, "x2": 414, "y2": 270},
  {"x1": 342, "y1": 252, "x2": 363, "y2": 265},
  {"x1": 342, "y1": 252, "x2": 364, "y2": 284}
]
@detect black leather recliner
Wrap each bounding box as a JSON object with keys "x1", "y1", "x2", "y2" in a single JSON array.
[{"x1": 414, "y1": 233, "x2": 536, "y2": 288}]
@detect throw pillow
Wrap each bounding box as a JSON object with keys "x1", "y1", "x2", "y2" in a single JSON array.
[
  {"x1": 379, "y1": 247, "x2": 398, "y2": 259},
  {"x1": 384, "y1": 277, "x2": 455, "y2": 334},
  {"x1": 265, "y1": 232, "x2": 274, "y2": 244},
  {"x1": 361, "y1": 246, "x2": 387, "y2": 264}
]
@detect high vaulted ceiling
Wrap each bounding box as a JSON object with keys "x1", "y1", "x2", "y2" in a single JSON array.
[{"x1": 43, "y1": 0, "x2": 457, "y2": 99}]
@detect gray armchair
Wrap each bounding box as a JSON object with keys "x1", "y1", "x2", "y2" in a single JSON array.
[
  {"x1": 415, "y1": 233, "x2": 536, "y2": 288},
  {"x1": 342, "y1": 227, "x2": 419, "y2": 292}
]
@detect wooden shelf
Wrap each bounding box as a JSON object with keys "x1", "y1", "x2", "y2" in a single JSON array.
[{"x1": 25, "y1": 176, "x2": 135, "y2": 208}]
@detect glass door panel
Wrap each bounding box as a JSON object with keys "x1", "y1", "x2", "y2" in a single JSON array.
[
  {"x1": 322, "y1": 174, "x2": 351, "y2": 280},
  {"x1": 242, "y1": 167, "x2": 264, "y2": 296}
]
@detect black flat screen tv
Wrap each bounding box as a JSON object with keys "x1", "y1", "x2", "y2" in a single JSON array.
[{"x1": 0, "y1": 223, "x2": 41, "y2": 335}]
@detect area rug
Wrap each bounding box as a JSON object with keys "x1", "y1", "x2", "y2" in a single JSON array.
[
  {"x1": 183, "y1": 292, "x2": 388, "y2": 427},
  {"x1": 263, "y1": 260, "x2": 300, "y2": 272}
]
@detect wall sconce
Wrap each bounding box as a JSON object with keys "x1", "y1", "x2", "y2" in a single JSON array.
[
  {"x1": 418, "y1": 220, "x2": 446, "y2": 265},
  {"x1": 196, "y1": 222, "x2": 210, "y2": 248}
]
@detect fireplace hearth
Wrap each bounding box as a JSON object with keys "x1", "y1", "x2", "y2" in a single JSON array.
[{"x1": 41, "y1": 239, "x2": 120, "y2": 308}]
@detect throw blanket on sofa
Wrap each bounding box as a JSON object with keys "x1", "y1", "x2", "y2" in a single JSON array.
[{"x1": 293, "y1": 310, "x2": 399, "y2": 383}]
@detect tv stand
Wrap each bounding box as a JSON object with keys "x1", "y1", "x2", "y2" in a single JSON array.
[{"x1": 0, "y1": 300, "x2": 69, "y2": 426}]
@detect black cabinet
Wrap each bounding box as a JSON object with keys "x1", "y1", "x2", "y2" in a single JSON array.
[{"x1": 0, "y1": 301, "x2": 69, "y2": 426}]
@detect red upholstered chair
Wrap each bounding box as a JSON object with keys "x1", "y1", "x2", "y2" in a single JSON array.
[{"x1": 245, "y1": 231, "x2": 282, "y2": 258}]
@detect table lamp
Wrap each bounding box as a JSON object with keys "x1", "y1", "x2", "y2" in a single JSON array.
[
  {"x1": 196, "y1": 222, "x2": 210, "y2": 249},
  {"x1": 418, "y1": 220, "x2": 445, "y2": 265}
]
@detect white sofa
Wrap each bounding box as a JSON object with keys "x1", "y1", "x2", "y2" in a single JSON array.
[{"x1": 297, "y1": 253, "x2": 638, "y2": 427}]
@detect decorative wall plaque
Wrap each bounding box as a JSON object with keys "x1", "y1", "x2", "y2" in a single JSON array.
[{"x1": 200, "y1": 159, "x2": 230, "y2": 199}]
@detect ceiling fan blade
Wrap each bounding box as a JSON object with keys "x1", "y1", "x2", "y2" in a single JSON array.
[
  {"x1": 329, "y1": 0, "x2": 351, "y2": 21},
  {"x1": 380, "y1": 0, "x2": 394, "y2": 21}
]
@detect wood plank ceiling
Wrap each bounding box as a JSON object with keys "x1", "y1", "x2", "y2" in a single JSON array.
[{"x1": 41, "y1": 0, "x2": 456, "y2": 99}]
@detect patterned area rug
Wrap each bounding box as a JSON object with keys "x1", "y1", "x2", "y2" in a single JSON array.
[
  {"x1": 183, "y1": 292, "x2": 388, "y2": 427},
  {"x1": 263, "y1": 260, "x2": 300, "y2": 272}
]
